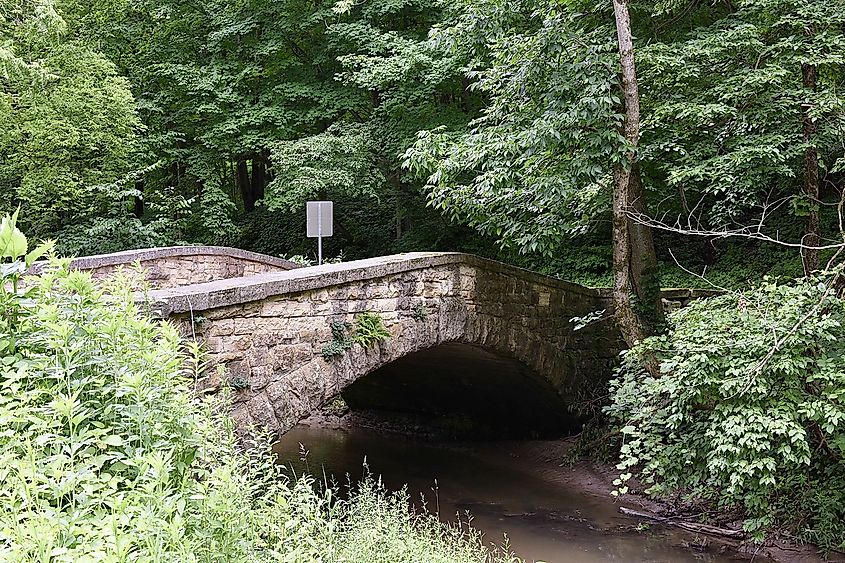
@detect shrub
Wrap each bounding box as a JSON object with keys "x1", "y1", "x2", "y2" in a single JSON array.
[
  {"x1": 607, "y1": 272, "x2": 845, "y2": 550},
  {"x1": 0, "y1": 213, "x2": 517, "y2": 562}
]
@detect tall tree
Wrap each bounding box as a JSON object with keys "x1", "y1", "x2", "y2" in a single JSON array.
[
  {"x1": 637, "y1": 0, "x2": 845, "y2": 269},
  {"x1": 802, "y1": 60, "x2": 820, "y2": 273},
  {"x1": 405, "y1": 0, "x2": 665, "y2": 344},
  {"x1": 612, "y1": 0, "x2": 663, "y2": 344},
  {"x1": 0, "y1": 0, "x2": 141, "y2": 242}
]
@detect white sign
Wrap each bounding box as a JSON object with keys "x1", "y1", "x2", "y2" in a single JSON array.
[{"x1": 306, "y1": 201, "x2": 333, "y2": 238}]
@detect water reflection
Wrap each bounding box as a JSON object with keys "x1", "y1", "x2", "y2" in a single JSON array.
[{"x1": 274, "y1": 425, "x2": 749, "y2": 563}]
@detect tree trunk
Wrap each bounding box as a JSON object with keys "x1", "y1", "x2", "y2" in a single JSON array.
[
  {"x1": 251, "y1": 153, "x2": 266, "y2": 203},
  {"x1": 612, "y1": 0, "x2": 664, "y2": 348},
  {"x1": 237, "y1": 159, "x2": 253, "y2": 211},
  {"x1": 460, "y1": 76, "x2": 472, "y2": 113},
  {"x1": 133, "y1": 180, "x2": 144, "y2": 218},
  {"x1": 801, "y1": 62, "x2": 820, "y2": 275}
]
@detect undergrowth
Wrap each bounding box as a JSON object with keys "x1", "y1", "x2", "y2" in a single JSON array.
[
  {"x1": 607, "y1": 271, "x2": 845, "y2": 552},
  {"x1": 0, "y1": 213, "x2": 519, "y2": 562}
]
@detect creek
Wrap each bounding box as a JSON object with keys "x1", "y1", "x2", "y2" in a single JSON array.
[{"x1": 274, "y1": 423, "x2": 755, "y2": 563}]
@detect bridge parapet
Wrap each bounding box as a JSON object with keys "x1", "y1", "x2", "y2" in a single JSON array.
[
  {"x1": 30, "y1": 246, "x2": 300, "y2": 289},
  {"x1": 45, "y1": 246, "x2": 712, "y2": 437}
]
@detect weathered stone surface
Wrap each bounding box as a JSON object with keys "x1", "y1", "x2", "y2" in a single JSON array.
[
  {"x1": 29, "y1": 245, "x2": 300, "y2": 289},
  {"x1": 58, "y1": 247, "x2": 715, "y2": 438},
  {"x1": 138, "y1": 252, "x2": 631, "y2": 438}
]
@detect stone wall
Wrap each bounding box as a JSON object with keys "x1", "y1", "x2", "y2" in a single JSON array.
[
  {"x1": 147, "y1": 253, "x2": 622, "y2": 437},
  {"x1": 31, "y1": 246, "x2": 299, "y2": 289}
]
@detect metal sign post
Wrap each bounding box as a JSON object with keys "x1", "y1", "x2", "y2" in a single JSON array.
[{"x1": 306, "y1": 201, "x2": 333, "y2": 265}]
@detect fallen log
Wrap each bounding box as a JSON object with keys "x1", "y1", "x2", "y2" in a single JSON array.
[{"x1": 619, "y1": 506, "x2": 746, "y2": 539}]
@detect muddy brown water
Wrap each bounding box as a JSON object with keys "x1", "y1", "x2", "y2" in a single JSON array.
[{"x1": 273, "y1": 425, "x2": 754, "y2": 563}]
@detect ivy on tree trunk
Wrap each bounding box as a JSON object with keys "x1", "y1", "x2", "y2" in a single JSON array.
[{"x1": 612, "y1": 0, "x2": 664, "y2": 347}]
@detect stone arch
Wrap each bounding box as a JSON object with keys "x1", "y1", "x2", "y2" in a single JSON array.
[
  {"x1": 243, "y1": 303, "x2": 594, "y2": 438},
  {"x1": 341, "y1": 341, "x2": 578, "y2": 438},
  {"x1": 147, "y1": 252, "x2": 628, "y2": 437}
]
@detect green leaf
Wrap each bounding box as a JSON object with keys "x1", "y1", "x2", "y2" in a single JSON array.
[
  {"x1": 0, "y1": 211, "x2": 27, "y2": 260},
  {"x1": 100, "y1": 435, "x2": 125, "y2": 447},
  {"x1": 24, "y1": 240, "x2": 55, "y2": 268}
]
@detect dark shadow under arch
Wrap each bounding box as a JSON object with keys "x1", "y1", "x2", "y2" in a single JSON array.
[{"x1": 341, "y1": 342, "x2": 579, "y2": 439}]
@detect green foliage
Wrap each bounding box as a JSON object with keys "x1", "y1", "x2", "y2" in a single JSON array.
[
  {"x1": 5, "y1": 0, "x2": 844, "y2": 297},
  {"x1": 321, "y1": 313, "x2": 390, "y2": 359},
  {"x1": 0, "y1": 216, "x2": 519, "y2": 562},
  {"x1": 0, "y1": 209, "x2": 52, "y2": 267},
  {"x1": 404, "y1": 2, "x2": 618, "y2": 255},
  {"x1": 0, "y1": 2, "x2": 141, "y2": 239},
  {"x1": 354, "y1": 311, "x2": 391, "y2": 346},
  {"x1": 54, "y1": 216, "x2": 178, "y2": 257},
  {"x1": 265, "y1": 123, "x2": 386, "y2": 212},
  {"x1": 638, "y1": 0, "x2": 845, "y2": 227},
  {"x1": 411, "y1": 303, "x2": 429, "y2": 321},
  {"x1": 0, "y1": 235, "x2": 214, "y2": 559},
  {"x1": 322, "y1": 320, "x2": 355, "y2": 359},
  {"x1": 607, "y1": 272, "x2": 845, "y2": 549},
  {"x1": 0, "y1": 210, "x2": 54, "y2": 329},
  {"x1": 334, "y1": 477, "x2": 521, "y2": 563}
]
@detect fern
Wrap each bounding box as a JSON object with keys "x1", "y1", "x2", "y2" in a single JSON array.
[{"x1": 353, "y1": 312, "x2": 391, "y2": 346}]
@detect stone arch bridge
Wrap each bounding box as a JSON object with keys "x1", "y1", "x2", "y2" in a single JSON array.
[{"x1": 61, "y1": 246, "x2": 708, "y2": 437}]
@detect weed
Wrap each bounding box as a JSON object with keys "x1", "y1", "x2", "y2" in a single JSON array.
[
  {"x1": 354, "y1": 312, "x2": 391, "y2": 346},
  {"x1": 229, "y1": 376, "x2": 250, "y2": 390},
  {"x1": 322, "y1": 320, "x2": 354, "y2": 359},
  {"x1": 411, "y1": 303, "x2": 429, "y2": 321}
]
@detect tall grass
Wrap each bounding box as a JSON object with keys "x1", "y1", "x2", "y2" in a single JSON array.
[{"x1": 0, "y1": 217, "x2": 520, "y2": 562}]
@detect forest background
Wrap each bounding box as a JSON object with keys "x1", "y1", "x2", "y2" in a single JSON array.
[{"x1": 4, "y1": 0, "x2": 844, "y2": 291}]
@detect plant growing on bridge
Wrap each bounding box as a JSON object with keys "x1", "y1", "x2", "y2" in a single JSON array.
[
  {"x1": 322, "y1": 313, "x2": 391, "y2": 359},
  {"x1": 354, "y1": 312, "x2": 391, "y2": 346},
  {"x1": 322, "y1": 319, "x2": 355, "y2": 359},
  {"x1": 411, "y1": 303, "x2": 429, "y2": 321}
]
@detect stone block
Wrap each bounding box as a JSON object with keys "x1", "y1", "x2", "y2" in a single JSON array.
[
  {"x1": 233, "y1": 318, "x2": 257, "y2": 335},
  {"x1": 225, "y1": 359, "x2": 250, "y2": 381},
  {"x1": 249, "y1": 365, "x2": 274, "y2": 392},
  {"x1": 249, "y1": 346, "x2": 272, "y2": 368},
  {"x1": 246, "y1": 393, "x2": 279, "y2": 429},
  {"x1": 207, "y1": 319, "x2": 235, "y2": 337},
  {"x1": 229, "y1": 405, "x2": 254, "y2": 429},
  {"x1": 202, "y1": 336, "x2": 224, "y2": 352},
  {"x1": 227, "y1": 335, "x2": 253, "y2": 352}
]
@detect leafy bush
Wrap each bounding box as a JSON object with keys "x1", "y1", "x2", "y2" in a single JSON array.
[
  {"x1": 0, "y1": 214, "x2": 515, "y2": 562},
  {"x1": 607, "y1": 272, "x2": 845, "y2": 550},
  {"x1": 55, "y1": 215, "x2": 180, "y2": 256}
]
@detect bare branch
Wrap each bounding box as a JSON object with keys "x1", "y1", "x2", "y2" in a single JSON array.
[
  {"x1": 627, "y1": 208, "x2": 845, "y2": 252},
  {"x1": 667, "y1": 248, "x2": 733, "y2": 294}
]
